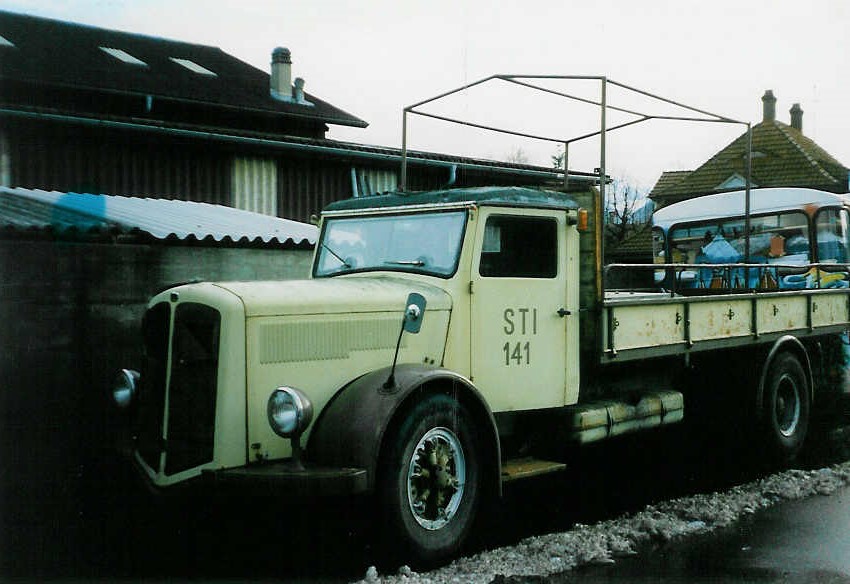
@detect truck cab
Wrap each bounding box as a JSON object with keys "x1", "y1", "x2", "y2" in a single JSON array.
[{"x1": 315, "y1": 187, "x2": 582, "y2": 411}]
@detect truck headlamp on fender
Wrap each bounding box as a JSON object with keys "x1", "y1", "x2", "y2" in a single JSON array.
[
  {"x1": 111, "y1": 369, "x2": 140, "y2": 410},
  {"x1": 267, "y1": 387, "x2": 313, "y2": 438},
  {"x1": 267, "y1": 387, "x2": 313, "y2": 470}
]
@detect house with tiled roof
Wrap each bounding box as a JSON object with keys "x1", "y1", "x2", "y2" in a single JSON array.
[{"x1": 649, "y1": 90, "x2": 850, "y2": 208}]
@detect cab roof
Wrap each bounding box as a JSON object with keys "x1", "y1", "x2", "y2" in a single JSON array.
[{"x1": 323, "y1": 186, "x2": 580, "y2": 214}]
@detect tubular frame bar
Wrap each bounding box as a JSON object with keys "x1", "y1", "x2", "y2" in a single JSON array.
[{"x1": 400, "y1": 74, "x2": 753, "y2": 293}]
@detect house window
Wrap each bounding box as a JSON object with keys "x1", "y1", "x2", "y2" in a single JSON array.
[
  {"x1": 169, "y1": 57, "x2": 217, "y2": 77},
  {"x1": 100, "y1": 46, "x2": 148, "y2": 67},
  {"x1": 715, "y1": 173, "x2": 759, "y2": 190}
]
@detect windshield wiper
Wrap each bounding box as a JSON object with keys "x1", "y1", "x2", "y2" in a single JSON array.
[
  {"x1": 321, "y1": 242, "x2": 351, "y2": 268},
  {"x1": 384, "y1": 259, "x2": 425, "y2": 267}
]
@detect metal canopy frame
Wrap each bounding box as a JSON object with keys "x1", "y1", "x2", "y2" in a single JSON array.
[{"x1": 400, "y1": 74, "x2": 755, "y2": 295}]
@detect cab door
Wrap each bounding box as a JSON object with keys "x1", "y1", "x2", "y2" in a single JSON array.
[{"x1": 470, "y1": 209, "x2": 569, "y2": 412}]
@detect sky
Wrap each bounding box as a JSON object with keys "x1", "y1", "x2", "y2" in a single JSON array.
[{"x1": 4, "y1": 0, "x2": 850, "y2": 191}]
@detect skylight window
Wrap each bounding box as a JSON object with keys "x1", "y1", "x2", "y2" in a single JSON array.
[
  {"x1": 169, "y1": 57, "x2": 217, "y2": 77},
  {"x1": 0, "y1": 34, "x2": 15, "y2": 48},
  {"x1": 100, "y1": 46, "x2": 147, "y2": 67}
]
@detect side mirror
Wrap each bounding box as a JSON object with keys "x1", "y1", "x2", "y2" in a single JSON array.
[
  {"x1": 403, "y1": 292, "x2": 427, "y2": 334},
  {"x1": 383, "y1": 292, "x2": 428, "y2": 390}
]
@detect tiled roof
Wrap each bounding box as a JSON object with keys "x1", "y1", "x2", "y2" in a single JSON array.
[
  {"x1": 0, "y1": 187, "x2": 317, "y2": 247},
  {"x1": 608, "y1": 224, "x2": 654, "y2": 259},
  {"x1": 0, "y1": 10, "x2": 366, "y2": 128},
  {"x1": 650, "y1": 171, "x2": 690, "y2": 196},
  {"x1": 649, "y1": 120, "x2": 849, "y2": 204}
]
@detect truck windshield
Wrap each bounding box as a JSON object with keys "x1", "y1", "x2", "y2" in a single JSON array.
[{"x1": 314, "y1": 210, "x2": 467, "y2": 278}]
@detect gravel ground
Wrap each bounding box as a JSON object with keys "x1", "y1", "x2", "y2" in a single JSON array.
[{"x1": 356, "y1": 457, "x2": 850, "y2": 584}]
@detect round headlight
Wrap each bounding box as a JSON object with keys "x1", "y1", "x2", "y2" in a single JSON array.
[
  {"x1": 267, "y1": 387, "x2": 313, "y2": 438},
  {"x1": 112, "y1": 369, "x2": 140, "y2": 410}
]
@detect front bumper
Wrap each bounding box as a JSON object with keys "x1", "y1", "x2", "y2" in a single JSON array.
[
  {"x1": 123, "y1": 442, "x2": 369, "y2": 497},
  {"x1": 201, "y1": 461, "x2": 369, "y2": 497}
]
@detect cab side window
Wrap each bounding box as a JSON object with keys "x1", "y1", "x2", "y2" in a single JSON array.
[{"x1": 479, "y1": 215, "x2": 558, "y2": 278}]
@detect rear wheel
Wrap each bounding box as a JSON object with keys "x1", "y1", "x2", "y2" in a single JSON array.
[
  {"x1": 760, "y1": 352, "x2": 810, "y2": 463},
  {"x1": 379, "y1": 394, "x2": 481, "y2": 564}
]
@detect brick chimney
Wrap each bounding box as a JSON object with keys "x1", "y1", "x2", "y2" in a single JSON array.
[
  {"x1": 270, "y1": 47, "x2": 292, "y2": 101},
  {"x1": 790, "y1": 103, "x2": 803, "y2": 132},
  {"x1": 762, "y1": 90, "x2": 776, "y2": 122}
]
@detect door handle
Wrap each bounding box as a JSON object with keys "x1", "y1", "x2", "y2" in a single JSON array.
[{"x1": 557, "y1": 308, "x2": 571, "y2": 317}]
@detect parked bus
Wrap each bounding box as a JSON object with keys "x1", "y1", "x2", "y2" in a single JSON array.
[{"x1": 652, "y1": 187, "x2": 850, "y2": 292}]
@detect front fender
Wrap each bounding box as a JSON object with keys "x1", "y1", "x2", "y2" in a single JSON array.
[{"x1": 307, "y1": 364, "x2": 501, "y2": 494}]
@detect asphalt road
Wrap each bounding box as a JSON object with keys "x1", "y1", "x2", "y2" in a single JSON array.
[{"x1": 544, "y1": 484, "x2": 850, "y2": 584}]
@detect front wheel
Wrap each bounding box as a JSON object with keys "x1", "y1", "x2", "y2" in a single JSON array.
[
  {"x1": 760, "y1": 352, "x2": 810, "y2": 463},
  {"x1": 379, "y1": 394, "x2": 481, "y2": 564}
]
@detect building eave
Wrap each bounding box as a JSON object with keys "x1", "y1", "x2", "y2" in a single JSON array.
[{"x1": 0, "y1": 106, "x2": 596, "y2": 185}]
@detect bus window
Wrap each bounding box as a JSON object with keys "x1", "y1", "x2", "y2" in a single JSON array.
[
  {"x1": 816, "y1": 208, "x2": 849, "y2": 264},
  {"x1": 668, "y1": 211, "x2": 809, "y2": 290},
  {"x1": 813, "y1": 208, "x2": 850, "y2": 289}
]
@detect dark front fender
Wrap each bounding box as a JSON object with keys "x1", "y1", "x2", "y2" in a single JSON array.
[{"x1": 307, "y1": 364, "x2": 501, "y2": 495}]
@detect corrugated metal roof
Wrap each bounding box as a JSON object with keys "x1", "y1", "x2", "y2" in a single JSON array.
[{"x1": 0, "y1": 187, "x2": 317, "y2": 247}]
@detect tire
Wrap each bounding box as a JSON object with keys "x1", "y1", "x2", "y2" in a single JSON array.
[
  {"x1": 760, "y1": 352, "x2": 810, "y2": 463},
  {"x1": 379, "y1": 394, "x2": 481, "y2": 564}
]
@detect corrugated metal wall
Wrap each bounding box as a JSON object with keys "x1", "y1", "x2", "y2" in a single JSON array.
[
  {"x1": 404, "y1": 165, "x2": 454, "y2": 192},
  {"x1": 8, "y1": 122, "x2": 230, "y2": 204},
  {"x1": 357, "y1": 167, "x2": 397, "y2": 196},
  {"x1": 3, "y1": 119, "x2": 557, "y2": 225},
  {"x1": 278, "y1": 158, "x2": 352, "y2": 223},
  {"x1": 232, "y1": 156, "x2": 277, "y2": 216}
]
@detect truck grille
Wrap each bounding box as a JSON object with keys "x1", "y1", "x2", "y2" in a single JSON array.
[
  {"x1": 137, "y1": 302, "x2": 170, "y2": 471},
  {"x1": 135, "y1": 302, "x2": 221, "y2": 476},
  {"x1": 165, "y1": 303, "x2": 221, "y2": 475}
]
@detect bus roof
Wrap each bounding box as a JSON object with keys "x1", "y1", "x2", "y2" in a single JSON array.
[{"x1": 653, "y1": 187, "x2": 847, "y2": 230}]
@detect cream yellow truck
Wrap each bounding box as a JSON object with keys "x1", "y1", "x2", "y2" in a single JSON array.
[{"x1": 112, "y1": 184, "x2": 850, "y2": 562}]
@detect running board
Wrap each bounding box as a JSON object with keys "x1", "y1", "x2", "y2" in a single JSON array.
[
  {"x1": 501, "y1": 457, "x2": 567, "y2": 483},
  {"x1": 566, "y1": 390, "x2": 684, "y2": 445}
]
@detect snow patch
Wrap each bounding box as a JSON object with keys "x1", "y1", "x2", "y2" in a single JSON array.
[{"x1": 356, "y1": 461, "x2": 850, "y2": 584}]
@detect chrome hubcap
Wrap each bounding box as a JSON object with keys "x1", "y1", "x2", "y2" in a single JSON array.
[
  {"x1": 776, "y1": 374, "x2": 801, "y2": 437},
  {"x1": 407, "y1": 427, "x2": 465, "y2": 530}
]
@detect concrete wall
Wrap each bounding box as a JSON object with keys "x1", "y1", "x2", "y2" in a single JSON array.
[{"x1": 0, "y1": 239, "x2": 312, "y2": 575}]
